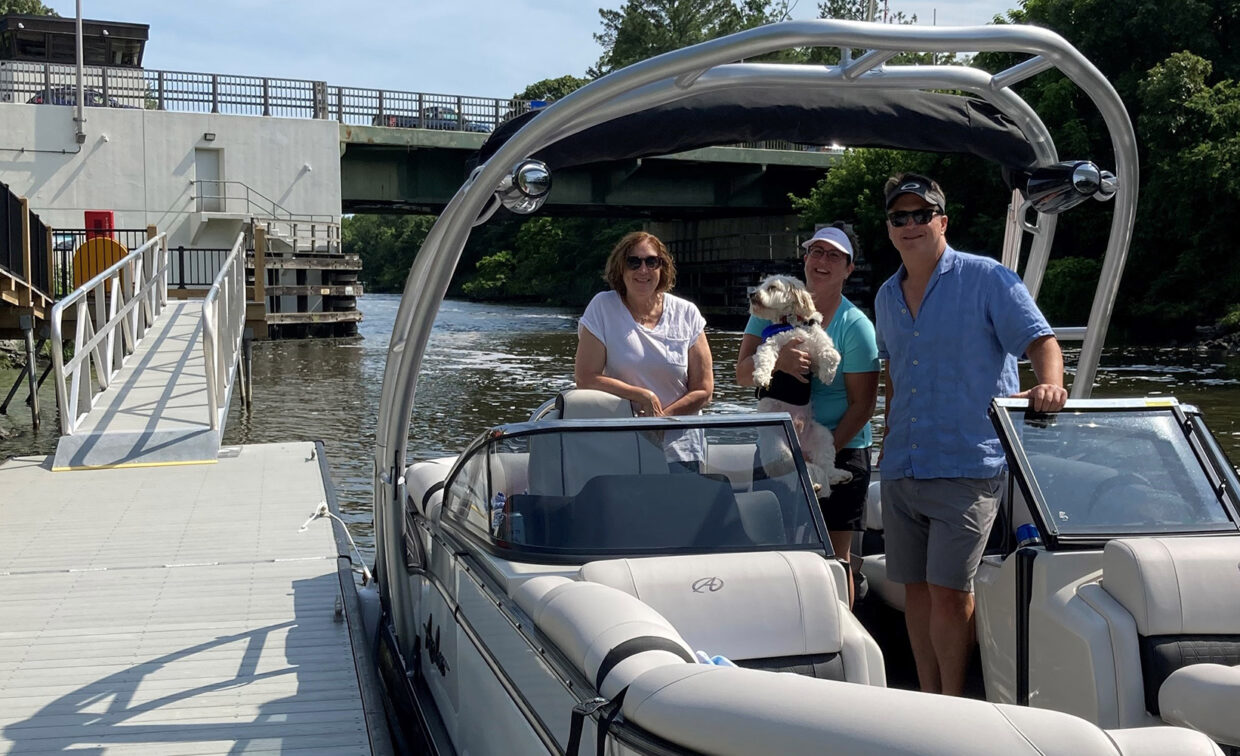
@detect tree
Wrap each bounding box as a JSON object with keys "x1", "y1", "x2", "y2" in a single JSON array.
[
  {"x1": 0, "y1": 0, "x2": 58, "y2": 14},
  {"x1": 343, "y1": 214, "x2": 437, "y2": 293},
  {"x1": 513, "y1": 76, "x2": 591, "y2": 103},
  {"x1": 591, "y1": 0, "x2": 793, "y2": 76}
]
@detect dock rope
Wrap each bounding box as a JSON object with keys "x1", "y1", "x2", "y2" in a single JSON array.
[{"x1": 299, "y1": 501, "x2": 372, "y2": 584}]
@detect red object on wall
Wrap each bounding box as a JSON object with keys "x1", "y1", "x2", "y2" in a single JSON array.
[{"x1": 84, "y1": 210, "x2": 116, "y2": 240}]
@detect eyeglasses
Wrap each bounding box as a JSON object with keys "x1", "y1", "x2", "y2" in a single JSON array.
[
  {"x1": 625, "y1": 255, "x2": 664, "y2": 271},
  {"x1": 887, "y1": 208, "x2": 942, "y2": 227},
  {"x1": 805, "y1": 247, "x2": 849, "y2": 263}
]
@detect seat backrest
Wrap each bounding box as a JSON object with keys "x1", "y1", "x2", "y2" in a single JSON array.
[
  {"x1": 580, "y1": 551, "x2": 861, "y2": 680},
  {"x1": 1102, "y1": 536, "x2": 1240, "y2": 714},
  {"x1": 527, "y1": 389, "x2": 668, "y2": 496},
  {"x1": 512, "y1": 575, "x2": 695, "y2": 698}
]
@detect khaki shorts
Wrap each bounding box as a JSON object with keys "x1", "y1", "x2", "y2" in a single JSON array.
[{"x1": 881, "y1": 475, "x2": 1003, "y2": 592}]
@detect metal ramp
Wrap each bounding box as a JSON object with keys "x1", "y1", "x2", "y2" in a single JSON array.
[{"x1": 50, "y1": 233, "x2": 248, "y2": 471}]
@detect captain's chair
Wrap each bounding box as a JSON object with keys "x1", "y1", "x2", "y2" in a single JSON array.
[
  {"x1": 527, "y1": 388, "x2": 668, "y2": 496},
  {"x1": 1090, "y1": 536, "x2": 1240, "y2": 747},
  {"x1": 580, "y1": 550, "x2": 885, "y2": 685}
]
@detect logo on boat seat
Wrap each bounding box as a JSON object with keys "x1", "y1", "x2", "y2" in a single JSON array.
[
  {"x1": 692, "y1": 577, "x2": 725, "y2": 593},
  {"x1": 423, "y1": 614, "x2": 451, "y2": 677}
]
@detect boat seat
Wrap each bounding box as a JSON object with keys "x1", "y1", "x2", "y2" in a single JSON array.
[
  {"x1": 527, "y1": 388, "x2": 668, "y2": 496},
  {"x1": 1090, "y1": 536, "x2": 1240, "y2": 742},
  {"x1": 511, "y1": 575, "x2": 695, "y2": 699},
  {"x1": 702, "y1": 442, "x2": 758, "y2": 491},
  {"x1": 618, "y1": 664, "x2": 1222, "y2": 756},
  {"x1": 580, "y1": 551, "x2": 885, "y2": 685}
]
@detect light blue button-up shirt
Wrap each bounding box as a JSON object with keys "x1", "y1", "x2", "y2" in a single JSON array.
[{"x1": 876, "y1": 246, "x2": 1052, "y2": 480}]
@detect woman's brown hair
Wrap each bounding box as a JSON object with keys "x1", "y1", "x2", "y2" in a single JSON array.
[{"x1": 603, "y1": 231, "x2": 677, "y2": 297}]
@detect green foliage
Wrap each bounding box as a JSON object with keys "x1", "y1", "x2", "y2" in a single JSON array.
[
  {"x1": 1038, "y1": 257, "x2": 1102, "y2": 326},
  {"x1": 342, "y1": 214, "x2": 437, "y2": 293},
  {"x1": 0, "y1": 0, "x2": 57, "y2": 14},
  {"x1": 513, "y1": 76, "x2": 592, "y2": 102},
  {"x1": 461, "y1": 217, "x2": 642, "y2": 305},
  {"x1": 1219, "y1": 304, "x2": 1240, "y2": 334},
  {"x1": 591, "y1": 0, "x2": 793, "y2": 76}
]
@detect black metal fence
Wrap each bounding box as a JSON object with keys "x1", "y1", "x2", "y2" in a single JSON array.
[
  {"x1": 169, "y1": 246, "x2": 236, "y2": 288},
  {"x1": 0, "y1": 184, "x2": 51, "y2": 295},
  {"x1": 51, "y1": 228, "x2": 154, "y2": 296}
]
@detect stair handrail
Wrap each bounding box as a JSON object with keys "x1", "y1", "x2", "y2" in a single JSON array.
[
  {"x1": 201, "y1": 232, "x2": 247, "y2": 433},
  {"x1": 191, "y1": 179, "x2": 336, "y2": 224},
  {"x1": 50, "y1": 233, "x2": 169, "y2": 435}
]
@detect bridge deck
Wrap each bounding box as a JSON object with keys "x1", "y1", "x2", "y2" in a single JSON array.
[
  {"x1": 0, "y1": 442, "x2": 387, "y2": 755},
  {"x1": 53, "y1": 300, "x2": 220, "y2": 471}
]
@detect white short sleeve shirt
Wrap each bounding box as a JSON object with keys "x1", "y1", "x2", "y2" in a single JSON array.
[{"x1": 578, "y1": 290, "x2": 707, "y2": 461}]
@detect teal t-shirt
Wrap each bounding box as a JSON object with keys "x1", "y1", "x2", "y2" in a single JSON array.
[{"x1": 744, "y1": 296, "x2": 880, "y2": 448}]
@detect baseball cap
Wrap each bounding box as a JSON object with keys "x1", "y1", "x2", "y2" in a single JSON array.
[
  {"x1": 799, "y1": 226, "x2": 853, "y2": 259},
  {"x1": 885, "y1": 174, "x2": 946, "y2": 211}
]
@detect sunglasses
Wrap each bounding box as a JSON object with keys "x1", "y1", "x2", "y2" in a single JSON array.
[
  {"x1": 887, "y1": 208, "x2": 943, "y2": 227},
  {"x1": 625, "y1": 255, "x2": 664, "y2": 271}
]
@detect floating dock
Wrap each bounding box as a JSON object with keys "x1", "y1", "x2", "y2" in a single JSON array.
[{"x1": 0, "y1": 441, "x2": 390, "y2": 755}]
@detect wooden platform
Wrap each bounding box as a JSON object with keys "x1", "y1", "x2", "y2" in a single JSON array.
[{"x1": 0, "y1": 442, "x2": 388, "y2": 755}]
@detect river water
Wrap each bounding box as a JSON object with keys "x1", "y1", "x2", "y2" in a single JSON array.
[{"x1": 4, "y1": 293, "x2": 1239, "y2": 555}]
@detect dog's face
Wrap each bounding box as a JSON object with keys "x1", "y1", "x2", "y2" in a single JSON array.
[{"x1": 748, "y1": 274, "x2": 819, "y2": 322}]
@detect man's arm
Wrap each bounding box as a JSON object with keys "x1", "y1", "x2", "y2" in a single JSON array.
[{"x1": 1011, "y1": 334, "x2": 1068, "y2": 412}]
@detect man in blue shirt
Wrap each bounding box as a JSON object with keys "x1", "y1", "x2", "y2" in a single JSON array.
[{"x1": 875, "y1": 173, "x2": 1067, "y2": 696}]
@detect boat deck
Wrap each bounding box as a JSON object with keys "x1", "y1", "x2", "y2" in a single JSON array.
[{"x1": 0, "y1": 442, "x2": 389, "y2": 755}]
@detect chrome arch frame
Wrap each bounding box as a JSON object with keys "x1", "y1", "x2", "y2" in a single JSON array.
[{"x1": 373, "y1": 19, "x2": 1139, "y2": 652}]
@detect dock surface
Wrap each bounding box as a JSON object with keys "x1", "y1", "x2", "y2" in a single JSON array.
[{"x1": 0, "y1": 442, "x2": 381, "y2": 755}]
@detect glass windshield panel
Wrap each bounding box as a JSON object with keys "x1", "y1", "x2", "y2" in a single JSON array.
[
  {"x1": 1006, "y1": 408, "x2": 1236, "y2": 536},
  {"x1": 467, "y1": 421, "x2": 823, "y2": 556}
]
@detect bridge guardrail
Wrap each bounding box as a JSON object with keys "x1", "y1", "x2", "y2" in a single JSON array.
[
  {"x1": 201, "y1": 232, "x2": 246, "y2": 433},
  {"x1": 50, "y1": 232, "x2": 168, "y2": 435},
  {"x1": 2, "y1": 60, "x2": 846, "y2": 153}
]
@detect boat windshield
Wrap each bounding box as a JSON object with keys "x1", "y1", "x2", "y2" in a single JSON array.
[
  {"x1": 438, "y1": 418, "x2": 827, "y2": 559},
  {"x1": 992, "y1": 399, "x2": 1240, "y2": 544}
]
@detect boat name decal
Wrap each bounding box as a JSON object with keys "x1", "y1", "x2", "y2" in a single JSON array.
[
  {"x1": 692, "y1": 577, "x2": 725, "y2": 593},
  {"x1": 423, "y1": 614, "x2": 451, "y2": 677}
]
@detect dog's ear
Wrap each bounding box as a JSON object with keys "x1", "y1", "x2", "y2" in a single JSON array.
[{"x1": 794, "y1": 287, "x2": 818, "y2": 319}]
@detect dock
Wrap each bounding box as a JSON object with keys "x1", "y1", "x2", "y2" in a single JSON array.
[{"x1": 0, "y1": 441, "x2": 391, "y2": 755}]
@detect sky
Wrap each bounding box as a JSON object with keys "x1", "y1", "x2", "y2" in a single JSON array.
[{"x1": 51, "y1": 1, "x2": 1020, "y2": 101}]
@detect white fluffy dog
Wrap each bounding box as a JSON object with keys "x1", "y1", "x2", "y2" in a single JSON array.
[{"x1": 748, "y1": 274, "x2": 852, "y2": 492}]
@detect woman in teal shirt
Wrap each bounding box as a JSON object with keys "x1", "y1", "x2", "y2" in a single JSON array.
[{"x1": 735, "y1": 224, "x2": 880, "y2": 606}]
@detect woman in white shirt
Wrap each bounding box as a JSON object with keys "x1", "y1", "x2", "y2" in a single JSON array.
[{"x1": 574, "y1": 231, "x2": 713, "y2": 465}]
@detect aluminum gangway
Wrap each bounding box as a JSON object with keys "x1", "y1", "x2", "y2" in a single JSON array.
[{"x1": 49, "y1": 232, "x2": 248, "y2": 470}]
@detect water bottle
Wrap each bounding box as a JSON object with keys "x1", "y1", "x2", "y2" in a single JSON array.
[
  {"x1": 490, "y1": 492, "x2": 506, "y2": 535},
  {"x1": 1015, "y1": 523, "x2": 1042, "y2": 549}
]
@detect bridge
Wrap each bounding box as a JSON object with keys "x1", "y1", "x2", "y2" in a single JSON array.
[{"x1": 2, "y1": 60, "x2": 841, "y2": 217}]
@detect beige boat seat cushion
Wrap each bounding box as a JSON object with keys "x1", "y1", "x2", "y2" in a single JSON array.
[
  {"x1": 1101, "y1": 536, "x2": 1240, "y2": 721},
  {"x1": 580, "y1": 551, "x2": 884, "y2": 685}
]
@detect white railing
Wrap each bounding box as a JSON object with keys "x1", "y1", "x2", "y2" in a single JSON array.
[
  {"x1": 50, "y1": 233, "x2": 169, "y2": 435},
  {"x1": 202, "y1": 232, "x2": 247, "y2": 432}
]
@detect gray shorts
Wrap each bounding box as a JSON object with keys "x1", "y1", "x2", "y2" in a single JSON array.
[{"x1": 882, "y1": 475, "x2": 1003, "y2": 592}]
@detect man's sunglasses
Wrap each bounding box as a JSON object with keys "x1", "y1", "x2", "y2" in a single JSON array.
[
  {"x1": 887, "y1": 208, "x2": 943, "y2": 227},
  {"x1": 626, "y1": 255, "x2": 664, "y2": 270}
]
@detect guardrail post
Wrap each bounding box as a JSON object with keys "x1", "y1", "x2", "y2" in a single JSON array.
[
  {"x1": 42, "y1": 63, "x2": 50, "y2": 100},
  {"x1": 335, "y1": 87, "x2": 344, "y2": 123},
  {"x1": 211, "y1": 74, "x2": 220, "y2": 113},
  {"x1": 377, "y1": 90, "x2": 384, "y2": 122},
  {"x1": 262, "y1": 78, "x2": 271, "y2": 116},
  {"x1": 455, "y1": 95, "x2": 463, "y2": 130},
  {"x1": 176, "y1": 245, "x2": 186, "y2": 289},
  {"x1": 157, "y1": 71, "x2": 165, "y2": 110},
  {"x1": 313, "y1": 81, "x2": 327, "y2": 119},
  {"x1": 101, "y1": 68, "x2": 109, "y2": 103},
  {"x1": 19, "y1": 198, "x2": 31, "y2": 306}
]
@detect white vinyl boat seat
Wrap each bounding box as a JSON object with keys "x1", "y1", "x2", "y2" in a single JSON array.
[
  {"x1": 528, "y1": 389, "x2": 668, "y2": 497},
  {"x1": 512, "y1": 575, "x2": 697, "y2": 699},
  {"x1": 619, "y1": 664, "x2": 1222, "y2": 756},
  {"x1": 580, "y1": 551, "x2": 885, "y2": 685},
  {"x1": 1098, "y1": 536, "x2": 1240, "y2": 743}
]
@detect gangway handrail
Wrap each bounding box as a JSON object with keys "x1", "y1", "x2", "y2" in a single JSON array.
[
  {"x1": 190, "y1": 179, "x2": 336, "y2": 224},
  {"x1": 50, "y1": 233, "x2": 169, "y2": 435},
  {"x1": 201, "y1": 232, "x2": 247, "y2": 432}
]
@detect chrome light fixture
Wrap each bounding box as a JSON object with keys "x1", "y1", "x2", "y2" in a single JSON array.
[
  {"x1": 1024, "y1": 160, "x2": 1117, "y2": 214},
  {"x1": 496, "y1": 160, "x2": 551, "y2": 215}
]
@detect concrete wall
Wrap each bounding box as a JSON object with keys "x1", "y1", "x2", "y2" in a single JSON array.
[{"x1": 0, "y1": 103, "x2": 341, "y2": 250}]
